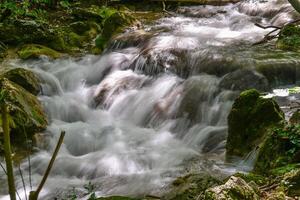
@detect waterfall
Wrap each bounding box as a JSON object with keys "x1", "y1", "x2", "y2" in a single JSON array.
[{"x1": 1, "y1": 0, "x2": 299, "y2": 199}]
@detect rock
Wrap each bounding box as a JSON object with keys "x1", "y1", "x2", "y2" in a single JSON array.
[
  {"x1": 290, "y1": 110, "x2": 300, "y2": 124},
  {"x1": 254, "y1": 124, "x2": 300, "y2": 174},
  {"x1": 17, "y1": 44, "x2": 61, "y2": 60},
  {"x1": 282, "y1": 168, "x2": 300, "y2": 196},
  {"x1": 95, "y1": 12, "x2": 138, "y2": 50},
  {"x1": 0, "y1": 78, "x2": 47, "y2": 143},
  {"x1": 2, "y1": 68, "x2": 41, "y2": 95},
  {"x1": 163, "y1": 173, "x2": 222, "y2": 200},
  {"x1": 226, "y1": 89, "x2": 285, "y2": 159},
  {"x1": 69, "y1": 21, "x2": 92, "y2": 35},
  {"x1": 204, "y1": 176, "x2": 259, "y2": 200},
  {"x1": 276, "y1": 24, "x2": 300, "y2": 51},
  {"x1": 0, "y1": 19, "x2": 52, "y2": 45},
  {"x1": 71, "y1": 6, "x2": 104, "y2": 22},
  {"x1": 219, "y1": 69, "x2": 270, "y2": 92}
]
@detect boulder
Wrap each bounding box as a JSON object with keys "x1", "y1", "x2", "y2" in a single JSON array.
[
  {"x1": 163, "y1": 173, "x2": 221, "y2": 200},
  {"x1": 226, "y1": 89, "x2": 284, "y2": 159},
  {"x1": 204, "y1": 176, "x2": 259, "y2": 200},
  {"x1": 0, "y1": 19, "x2": 52, "y2": 45},
  {"x1": 254, "y1": 124, "x2": 300, "y2": 174},
  {"x1": 2, "y1": 67, "x2": 41, "y2": 95},
  {"x1": 219, "y1": 69, "x2": 270, "y2": 92},
  {"x1": 17, "y1": 44, "x2": 61, "y2": 60},
  {"x1": 0, "y1": 78, "x2": 47, "y2": 143}
]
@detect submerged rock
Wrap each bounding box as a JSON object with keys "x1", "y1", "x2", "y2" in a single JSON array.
[
  {"x1": 204, "y1": 176, "x2": 259, "y2": 200},
  {"x1": 0, "y1": 78, "x2": 47, "y2": 143},
  {"x1": 17, "y1": 44, "x2": 61, "y2": 60},
  {"x1": 219, "y1": 69, "x2": 270, "y2": 92},
  {"x1": 226, "y1": 89, "x2": 284, "y2": 159},
  {"x1": 163, "y1": 173, "x2": 221, "y2": 200}
]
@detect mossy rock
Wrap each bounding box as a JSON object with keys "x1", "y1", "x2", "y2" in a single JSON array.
[
  {"x1": 17, "y1": 44, "x2": 61, "y2": 60},
  {"x1": 276, "y1": 24, "x2": 300, "y2": 51},
  {"x1": 95, "y1": 12, "x2": 138, "y2": 50},
  {"x1": 0, "y1": 19, "x2": 52, "y2": 45},
  {"x1": 254, "y1": 124, "x2": 300, "y2": 174},
  {"x1": 226, "y1": 89, "x2": 284, "y2": 159},
  {"x1": 204, "y1": 176, "x2": 259, "y2": 200},
  {"x1": 0, "y1": 78, "x2": 47, "y2": 143},
  {"x1": 282, "y1": 168, "x2": 300, "y2": 196},
  {"x1": 2, "y1": 67, "x2": 41, "y2": 95},
  {"x1": 290, "y1": 110, "x2": 300, "y2": 124},
  {"x1": 162, "y1": 173, "x2": 221, "y2": 200}
]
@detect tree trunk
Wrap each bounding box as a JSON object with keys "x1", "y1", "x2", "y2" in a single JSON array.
[
  {"x1": 288, "y1": 0, "x2": 300, "y2": 14},
  {"x1": 2, "y1": 104, "x2": 16, "y2": 200}
]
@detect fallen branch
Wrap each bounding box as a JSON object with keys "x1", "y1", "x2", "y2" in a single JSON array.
[
  {"x1": 29, "y1": 131, "x2": 65, "y2": 200},
  {"x1": 253, "y1": 18, "x2": 300, "y2": 45}
]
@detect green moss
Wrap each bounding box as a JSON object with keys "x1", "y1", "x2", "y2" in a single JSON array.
[
  {"x1": 0, "y1": 78, "x2": 47, "y2": 144},
  {"x1": 163, "y1": 173, "x2": 221, "y2": 200},
  {"x1": 226, "y1": 89, "x2": 284, "y2": 159},
  {"x1": 276, "y1": 24, "x2": 300, "y2": 51},
  {"x1": 233, "y1": 172, "x2": 267, "y2": 186},
  {"x1": 254, "y1": 124, "x2": 300, "y2": 174},
  {"x1": 2, "y1": 67, "x2": 41, "y2": 95},
  {"x1": 17, "y1": 44, "x2": 61, "y2": 60},
  {"x1": 270, "y1": 164, "x2": 300, "y2": 176}
]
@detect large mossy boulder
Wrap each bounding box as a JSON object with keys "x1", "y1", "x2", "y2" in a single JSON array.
[
  {"x1": 0, "y1": 19, "x2": 52, "y2": 45},
  {"x1": 162, "y1": 173, "x2": 221, "y2": 200},
  {"x1": 0, "y1": 78, "x2": 47, "y2": 143},
  {"x1": 254, "y1": 124, "x2": 300, "y2": 174},
  {"x1": 276, "y1": 24, "x2": 300, "y2": 51},
  {"x1": 204, "y1": 176, "x2": 259, "y2": 200},
  {"x1": 17, "y1": 44, "x2": 61, "y2": 60},
  {"x1": 226, "y1": 89, "x2": 284, "y2": 159},
  {"x1": 2, "y1": 67, "x2": 41, "y2": 95}
]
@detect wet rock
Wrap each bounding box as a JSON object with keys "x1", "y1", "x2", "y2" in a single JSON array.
[
  {"x1": 177, "y1": 75, "x2": 219, "y2": 123},
  {"x1": 17, "y1": 44, "x2": 61, "y2": 60},
  {"x1": 277, "y1": 24, "x2": 300, "y2": 51},
  {"x1": 254, "y1": 124, "x2": 300, "y2": 174},
  {"x1": 0, "y1": 78, "x2": 47, "y2": 143},
  {"x1": 163, "y1": 173, "x2": 221, "y2": 200},
  {"x1": 69, "y1": 21, "x2": 93, "y2": 35},
  {"x1": 95, "y1": 12, "x2": 138, "y2": 50},
  {"x1": 204, "y1": 176, "x2": 259, "y2": 200},
  {"x1": 226, "y1": 89, "x2": 284, "y2": 159},
  {"x1": 2, "y1": 67, "x2": 41, "y2": 95},
  {"x1": 110, "y1": 30, "x2": 153, "y2": 49},
  {"x1": 219, "y1": 69, "x2": 270, "y2": 92}
]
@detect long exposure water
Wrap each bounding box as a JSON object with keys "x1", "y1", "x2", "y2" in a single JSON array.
[{"x1": 1, "y1": 0, "x2": 300, "y2": 199}]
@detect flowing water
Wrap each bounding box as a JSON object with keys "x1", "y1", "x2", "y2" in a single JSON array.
[{"x1": 1, "y1": 0, "x2": 300, "y2": 199}]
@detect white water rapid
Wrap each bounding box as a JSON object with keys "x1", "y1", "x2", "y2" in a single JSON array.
[{"x1": 1, "y1": 0, "x2": 299, "y2": 199}]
